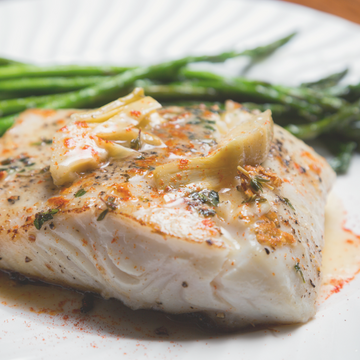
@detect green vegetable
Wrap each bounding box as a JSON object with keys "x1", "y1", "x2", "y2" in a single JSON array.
[
  {"x1": 285, "y1": 99, "x2": 360, "y2": 140},
  {"x1": 326, "y1": 139, "x2": 357, "y2": 174},
  {"x1": 301, "y1": 68, "x2": 348, "y2": 90},
  {"x1": 0, "y1": 57, "x2": 25, "y2": 66},
  {"x1": 0, "y1": 76, "x2": 110, "y2": 96},
  {"x1": 241, "y1": 32, "x2": 297, "y2": 61},
  {"x1": 0, "y1": 32, "x2": 296, "y2": 80},
  {"x1": 0, "y1": 64, "x2": 134, "y2": 80},
  {"x1": 21, "y1": 33, "x2": 296, "y2": 110},
  {"x1": 0, "y1": 94, "x2": 60, "y2": 117},
  {"x1": 181, "y1": 69, "x2": 344, "y2": 117}
]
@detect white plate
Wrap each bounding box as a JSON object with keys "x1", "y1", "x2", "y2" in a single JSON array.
[{"x1": 0, "y1": 0, "x2": 359, "y2": 359}]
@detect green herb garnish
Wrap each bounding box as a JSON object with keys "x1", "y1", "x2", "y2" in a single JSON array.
[
  {"x1": 31, "y1": 138, "x2": 53, "y2": 146},
  {"x1": 203, "y1": 125, "x2": 215, "y2": 131},
  {"x1": 294, "y1": 262, "x2": 305, "y2": 283},
  {"x1": 198, "y1": 208, "x2": 216, "y2": 217},
  {"x1": 189, "y1": 189, "x2": 219, "y2": 207},
  {"x1": 207, "y1": 190, "x2": 220, "y2": 206},
  {"x1": 121, "y1": 174, "x2": 130, "y2": 183},
  {"x1": 75, "y1": 189, "x2": 87, "y2": 198},
  {"x1": 250, "y1": 176, "x2": 270, "y2": 193},
  {"x1": 130, "y1": 129, "x2": 142, "y2": 150},
  {"x1": 280, "y1": 197, "x2": 295, "y2": 210},
  {"x1": 105, "y1": 196, "x2": 117, "y2": 210},
  {"x1": 241, "y1": 194, "x2": 267, "y2": 204},
  {"x1": 97, "y1": 196, "x2": 118, "y2": 221},
  {"x1": 188, "y1": 120, "x2": 201, "y2": 125},
  {"x1": 1, "y1": 158, "x2": 12, "y2": 165},
  {"x1": 97, "y1": 209, "x2": 109, "y2": 221},
  {"x1": 39, "y1": 165, "x2": 50, "y2": 174},
  {"x1": 34, "y1": 209, "x2": 59, "y2": 230}
]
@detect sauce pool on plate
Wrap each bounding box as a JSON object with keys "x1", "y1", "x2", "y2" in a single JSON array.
[{"x1": 319, "y1": 192, "x2": 360, "y2": 302}]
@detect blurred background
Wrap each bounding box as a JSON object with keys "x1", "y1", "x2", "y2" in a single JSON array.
[
  {"x1": 283, "y1": 0, "x2": 360, "y2": 24},
  {"x1": 0, "y1": 0, "x2": 359, "y2": 24}
]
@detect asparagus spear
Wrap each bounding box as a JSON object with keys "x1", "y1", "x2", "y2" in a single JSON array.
[
  {"x1": 0, "y1": 80, "x2": 290, "y2": 118},
  {"x1": 0, "y1": 32, "x2": 297, "y2": 114},
  {"x1": 0, "y1": 114, "x2": 18, "y2": 136},
  {"x1": 138, "y1": 81, "x2": 290, "y2": 116},
  {"x1": 179, "y1": 71, "x2": 322, "y2": 117},
  {"x1": 301, "y1": 69, "x2": 348, "y2": 90},
  {"x1": 325, "y1": 139, "x2": 357, "y2": 174},
  {"x1": 0, "y1": 94, "x2": 59, "y2": 117},
  {"x1": 0, "y1": 64, "x2": 134, "y2": 80},
  {"x1": 285, "y1": 99, "x2": 360, "y2": 140},
  {"x1": 0, "y1": 32, "x2": 296, "y2": 81},
  {"x1": 0, "y1": 57, "x2": 25, "y2": 66},
  {"x1": 240, "y1": 32, "x2": 296, "y2": 61},
  {"x1": 181, "y1": 69, "x2": 345, "y2": 115},
  {"x1": 345, "y1": 82, "x2": 360, "y2": 101},
  {"x1": 338, "y1": 120, "x2": 360, "y2": 141},
  {"x1": 40, "y1": 41, "x2": 299, "y2": 110},
  {"x1": 0, "y1": 45, "x2": 285, "y2": 123},
  {"x1": 0, "y1": 76, "x2": 109, "y2": 96}
]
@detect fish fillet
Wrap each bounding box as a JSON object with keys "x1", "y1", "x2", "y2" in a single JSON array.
[{"x1": 0, "y1": 100, "x2": 335, "y2": 329}]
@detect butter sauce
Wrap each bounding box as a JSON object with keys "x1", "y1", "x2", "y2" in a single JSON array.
[
  {"x1": 0, "y1": 271, "x2": 209, "y2": 339},
  {"x1": 319, "y1": 191, "x2": 360, "y2": 301}
]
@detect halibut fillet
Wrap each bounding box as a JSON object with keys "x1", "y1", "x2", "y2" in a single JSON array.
[{"x1": 0, "y1": 101, "x2": 335, "y2": 329}]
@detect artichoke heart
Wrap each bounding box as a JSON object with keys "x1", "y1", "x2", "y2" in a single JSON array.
[
  {"x1": 50, "y1": 88, "x2": 162, "y2": 186},
  {"x1": 70, "y1": 87, "x2": 146, "y2": 123},
  {"x1": 154, "y1": 110, "x2": 273, "y2": 188}
]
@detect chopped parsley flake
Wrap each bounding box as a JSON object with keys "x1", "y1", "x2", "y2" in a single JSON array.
[
  {"x1": 189, "y1": 189, "x2": 219, "y2": 207},
  {"x1": 34, "y1": 209, "x2": 59, "y2": 230},
  {"x1": 281, "y1": 197, "x2": 295, "y2": 210},
  {"x1": 198, "y1": 208, "x2": 216, "y2": 217},
  {"x1": 97, "y1": 196, "x2": 118, "y2": 221},
  {"x1": 74, "y1": 189, "x2": 87, "y2": 198},
  {"x1": 203, "y1": 125, "x2": 215, "y2": 131},
  {"x1": 250, "y1": 176, "x2": 270, "y2": 193},
  {"x1": 294, "y1": 262, "x2": 305, "y2": 283},
  {"x1": 31, "y1": 138, "x2": 53, "y2": 146},
  {"x1": 130, "y1": 129, "x2": 142, "y2": 150},
  {"x1": 97, "y1": 209, "x2": 109, "y2": 221}
]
